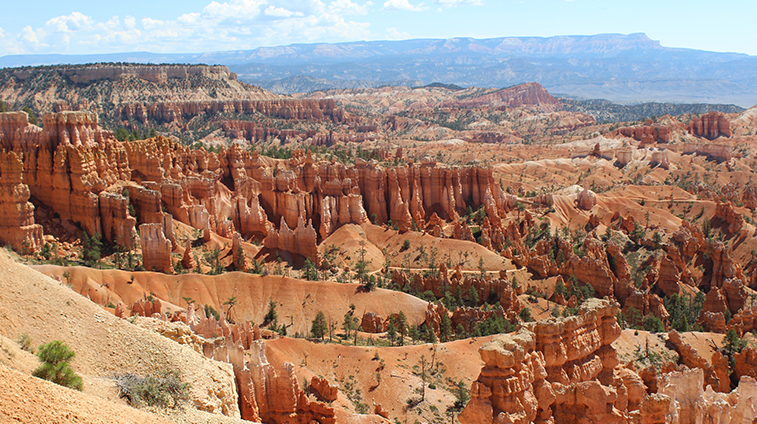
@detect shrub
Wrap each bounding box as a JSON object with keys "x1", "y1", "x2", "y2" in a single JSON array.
[
  {"x1": 518, "y1": 307, "x2": 534, "y2": 323},
  {"x1": 32, "y1": 341, "x2": 83, "y2": 391},
  {"x1": 643, "y1": 315, "x2": 665, "y2": 333},
  {"x1": 115, "y1": 370, "x2": 190, "y2": 409},
  {"x1": 401, "y1": 240, "x2": 411, "y2": 251},
  {"x1": 17, "y1": 333, "x2": 33, "y2": 352}
]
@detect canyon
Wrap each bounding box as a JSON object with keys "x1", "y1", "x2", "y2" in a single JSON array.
[{"x1": 1, "y1": 63, "x2": 757, "y2": 424}]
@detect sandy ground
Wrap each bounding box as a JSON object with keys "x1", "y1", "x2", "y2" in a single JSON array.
[
  {"x1": 32, "y1": 264, "x2": 431, "y2": 337},
  {"x1": 265, "y1": 334, "x2": 496, "y2": 423},
  {"x1": 0, "y1": 250, "x2": 248, "y2": 424}
]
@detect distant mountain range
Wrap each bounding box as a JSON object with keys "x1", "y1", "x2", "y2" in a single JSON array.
[{"x1": 1, "y1": 33, "x2": 756, "y2": 107}]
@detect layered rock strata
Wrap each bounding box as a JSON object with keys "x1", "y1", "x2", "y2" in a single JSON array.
[
  {"x1": 0, "y1": 112, "x2": 510, "y2": 265},
  {"x1": 460, "y1": 299, "x2": 627, "y2": 424}
]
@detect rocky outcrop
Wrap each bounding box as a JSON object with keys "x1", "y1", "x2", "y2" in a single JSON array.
[
  {"x1": 575, "y1": 187, "x2": 597, "y2": 211},
  {"x1": 360, "y1": 312, "x2": 385, "y2": 333},
  {"x1": 3, "y1": 112, "x2": 510, "y2": 266},
  {"x1": 454, "y1": 83, "x2": 559, "y2": 109},
  {"x1": 687, "y1": 112, "x2": 731, "y2": 140},
  {"x1": 181, "y1": 239, "x2": 196, "y2": 271},
  {"x1": 636, "y1": 394, "x2": 672, "y2": 424},
  {"x1": 231, "y1": 340, "x2": 336, "y2": 424},
  {"x1": 0, "y1": 150, "x2": 44, "y2": 252},
  {"x1": 139, "y1": 223, "x2": 174, "y2": 273},
  {"x1": 667, "y1": 330, "x2": 730, "y2": 392},
  {"x1": 659, "y1": 368, "x2": 757, "y2": 424},
  {"x1": 609, "y1": 125, "x2": 671, "y2": 144},
  {"x1": 264, "y1": 216, "x2": 319, "y2": 265},
  {"x1": 121, "y1": 99, "x2": 346, "y2": 124},
  {"x1": 728, "y1": 306, "x2": 757, "y2": 336},
  {"x1": 734, "y1": 345, "x2": 757, "y2": 382},
  {"x1": 310, "y1": 376, "x2": 338, "y2": 402},
  {"x1": 714, "y1": 202, "x2": 744, "y2": 236},
  {"x1": 460, "y1": 299, "x2": 627, "y2": 424}
]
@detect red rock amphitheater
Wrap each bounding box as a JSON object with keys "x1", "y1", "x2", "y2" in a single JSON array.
[{"x1": 1, "y1": 64, "x2": 757, "y2": 424}]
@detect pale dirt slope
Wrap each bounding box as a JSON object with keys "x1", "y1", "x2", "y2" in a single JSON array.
[{"x1": 0, "y1": 250, "x2": 244, "y2": 424}]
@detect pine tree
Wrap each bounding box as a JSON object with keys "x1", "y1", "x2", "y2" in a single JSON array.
[
  {"x1": 311, "y1": 311, "x2": 328, "y2": 339},
  {"x1": 387, "y1": 320, "x2": 398, "y2": 346},
  {"x1": 397, "y1": 311, "x2": 407, "y2": 345},
  {"x1": 264, "y1": 298, "x2": 278, "y2": 324},
  {"x1": 33, "y1": 341, "x2": 83, "y2": 391},
  {"x1": 440, "y1": 313, "x2": 452, "y2": 342}
]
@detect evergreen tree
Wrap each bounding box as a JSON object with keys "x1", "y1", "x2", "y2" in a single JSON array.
[
  {"x1": 397, "y1": 311, "x2": 407, "y2": 345},
  {"x1": 303, "y1": 258, "x2": 318, "y2": 281},
  {"x1": 264, "y1": 298, "x2": 278, "y2": 324},
  {"x1": 723, "y1": 328, "x2": 746, "y2": 366},
  {"x1": 81, "y1": 232, "x2": 102, "y2": 266},
  {"x1": 518, "y1": 307, "x2": 534, "y2": 323},
  {"x1": 22, "y1": 106, "x2": 38, "y2": 126},
  {"x1": 466, "y1": 285, "x2": 479, "y2": 307},
  {"x1": 454, "y1": 286, "x2": 464, "y2": 308},
  {"x1": 409, "y1": 325, "x2": 420, "y2": 344},
  {"x1": 33, "y1": 341, "x2": 83, "y2": 391},
  {"x1": 311, "y1": 311, "x2": 328, "y2": 339},
  {"x1": 387, "y1": 320, "x2": 398, "y2": 346},
  {"x1": 643, "y1": 315, "x2": 665, "y2": 332},
  {"x1": 440, "y1": 313, "x2": 452, "y2": 342}
]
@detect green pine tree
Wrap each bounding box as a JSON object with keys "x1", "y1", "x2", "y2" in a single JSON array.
[{"x1": 33, "y1": 341, "x2": 83, "y2": 391}]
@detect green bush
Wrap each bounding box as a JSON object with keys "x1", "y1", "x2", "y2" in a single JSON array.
[
  {"x1": 643, "y1": 315, "x2": 665, "y2": 333},
  {"x1": 32, "y1": 341, "x2": 83, "y2": 391},
  {"x1": 115, "y1": 370, "x2": 190, "y2": 409}
]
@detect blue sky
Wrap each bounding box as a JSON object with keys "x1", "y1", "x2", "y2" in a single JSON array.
[{"x1": 0, "y1": 0, "x2": 755, "y2": 56}]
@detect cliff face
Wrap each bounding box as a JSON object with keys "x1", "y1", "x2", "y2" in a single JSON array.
[
  {"x1": 0, "y1": 150, "x2": 44, "y2": 252},
  {"x1": 687, "y1": 112, "x2": 732, "y2": 140},
  {"x1": 609, "y1": 125, "x2": 671, "y2": 144},
  {"x1": 12, "y1": 64, "x2": 235, "y2": 85},
  {"x1": 119, "y1": 98, "x2": 346, "y2": 125},
  {"x1": 0, "y1": 111, "x2": 510, "y2": 265},
  {"x1": 454, "y1": 82, "x2": 559, "y2": 109}
]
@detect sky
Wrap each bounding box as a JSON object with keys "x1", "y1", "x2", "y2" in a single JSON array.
[{"x1": 0, "y1": 0, "x2": 755, "y2": 56}]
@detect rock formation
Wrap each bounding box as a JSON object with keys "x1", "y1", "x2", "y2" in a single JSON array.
[
  {"x1": 12, "y1": 64, "x2": 237, "y2": 85},
  {"x1": 667, "y1": 330, "x2": 730, "y2": 393},
  {"x1": 0, "y1": 111, "x2": 511, "y2": 268},
  {"x1": 360, "y1": 312, "x2": 385, "y2": 333},
  {"x1": 228, "y1": 340, "x2": 337, "y2": 424},
  {"x1": 453, "y1": 82, "x2": 559, "y2": 109},
  {"x1": 460, "y1": 299, "x2": 627, "y2": 424},
  {"x1": 575, "y1": 187, "x2": 597, "y2": 210},
  {"x1": 140, "y1": 223, "x2": 174, "y2": 274},
  {"x1": 310, "y1": 376, "x2": 339, "y2": 402},
  {"x1": 687, "y1": 112, "x2": 732, "y2": 139},
  {"x1": 659, "y1": 368, "x2": 757, "y2": 424},
  {"x1": 610, "y1": 125, "x2": 671, "y2": 144},
  {"x1": 0, "y1": 150, "x2": 44, "y2": 252},
  {"x1": 121, "y1": 99, "x2": 345, "y2": 125}
]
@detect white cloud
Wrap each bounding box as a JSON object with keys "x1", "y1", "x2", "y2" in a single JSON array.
[
  {"x1": 330, "y1": 0, "x2": 372, "y2": 15},
  {"x1": 434, "y1": 0, "x2": 482, "y2": 6},
  {"x1": 264, "y1": 6, "x2": 297, "y2": 17},
  {"x1": 383, "y1": 0, "x2": 424, "y2": 11},
  {"x1": 385, "y1": 27, "x2": 410, "y2": 40},
  {"x1": 0, "y1": 0, "x2": 377, "y2": 55},
  {"x1": 124, "y1": 15, "x2": 137, "y2": 29}
]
